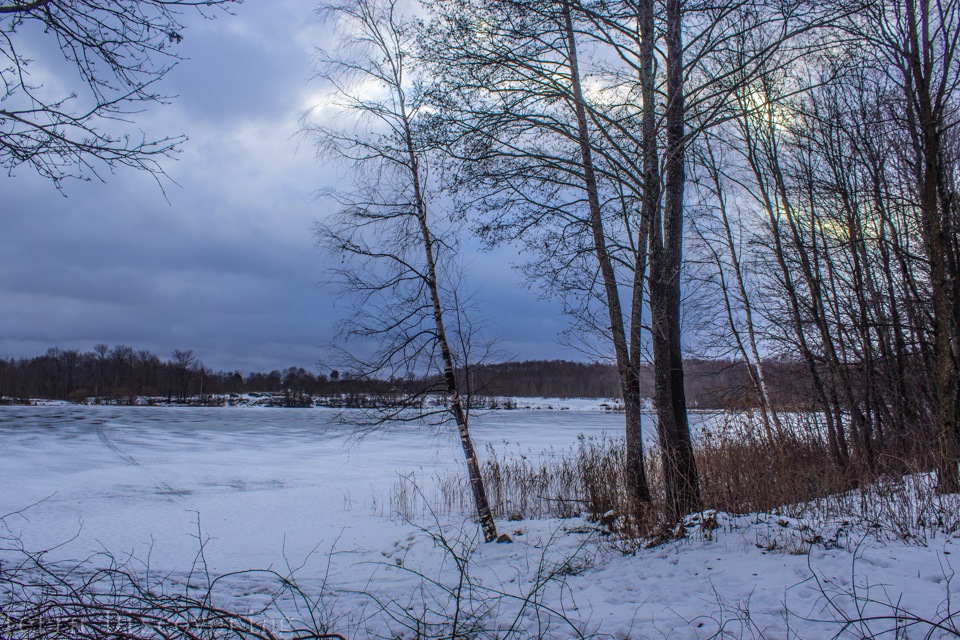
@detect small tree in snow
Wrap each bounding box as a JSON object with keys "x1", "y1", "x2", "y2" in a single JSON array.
[{"x1": 305, "y1": 0, "x2": 499, "y2": 541}]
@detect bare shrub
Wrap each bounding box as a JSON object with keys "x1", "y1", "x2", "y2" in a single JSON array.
[
  {"x1": 66, "y1": 389, "x2": 90, "y2": 404},
  {"x1": 358, "y1": 501, "x2": 594, "y2": 640},
  {"x1": 786, "y1": 544, "x2": 960, "y2": 638},
  {"x1": 476, "y1": 437, "x2": 630, "y2": 523},
  {"x1": 695, "y1": 413, "x2": 852, "y2": 517},
  {"x1": 0, "y1": 518, "x2": 344, "y2": 640},
  {"x1": 0, "y1": 553, "x2": 348, "y2": 639}
]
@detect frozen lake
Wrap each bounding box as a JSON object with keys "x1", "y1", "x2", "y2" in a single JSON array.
[
  {"x1": 0, "y1": 405, "x2": 638, "y2": 571},
  {"x1": 2, "y1": 405, "x2": 956, "y2": 638}
]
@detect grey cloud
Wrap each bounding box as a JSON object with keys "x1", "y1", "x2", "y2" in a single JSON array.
[{"x1": 0, "y1": 1, "x2": 571, "y2": 374}]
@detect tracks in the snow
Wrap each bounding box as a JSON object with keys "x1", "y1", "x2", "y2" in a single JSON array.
[{"x1": 95, "y1": 421, "x2": 188, "y2": 501}]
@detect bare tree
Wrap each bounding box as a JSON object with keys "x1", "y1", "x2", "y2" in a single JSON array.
[
  {"x1": 645, "y1": 0, "x2": 704, "y2": 519},
  {"x1": 93, "y1": 342, "x2": 109, "y2": 403},
  {"x1": 682, "y1": 0, "x2": 960, "y2": 488},
  {"x1": 420, "y1": 0, "x2": 656, "y2": 516},
  {"x1": 305, "y1": 0, "x2": 499, "y2": 541},
  {"x1": 855, "y1": 0, "x2": 960, "y2": 492},
  {"x1": 689, "y1": 135, "x2": 784, "y2": 440},
  {"x1": 171, "y1": 348, "x2": 196, "y2": 403},
  {"x1": 423, "y1": 0, "x2": 839, "y2": 522},
  {"x1": 0, "y1": 0, "x2": 238, "y2": 187}
]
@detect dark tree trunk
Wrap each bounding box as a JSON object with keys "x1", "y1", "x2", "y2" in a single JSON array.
[
  {"x1": 903, "y1": 0, "x2": 960, "y2": 493},
  {"x1": 562, "y1": 0, "x2": 651, "y2": 512},
  {"x1": 649, "y1": 0, "x2": 700, "y2": 523}
]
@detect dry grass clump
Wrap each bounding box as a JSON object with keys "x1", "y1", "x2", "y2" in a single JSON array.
[
  {"x1": 390, "y1": 437, "x2": 628, "y2": 524},
  {"x1": 694, "y1": 413, "x2": 851, "y2": 516},
  {"x1": 483, "y1": 436, "x2": 627, "y2": 522}
]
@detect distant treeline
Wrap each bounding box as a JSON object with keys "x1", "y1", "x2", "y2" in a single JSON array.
[
  {"x1": 0, "y1": 346, "x2": 349, "y2": 406},
  {"x1": 0, "y1": 345, "x2": 813, "y2": 409}
]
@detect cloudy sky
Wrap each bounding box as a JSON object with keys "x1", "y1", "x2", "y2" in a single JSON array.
[{"x1": 0, "y1": 0, "x2": 568, "y2": 374}]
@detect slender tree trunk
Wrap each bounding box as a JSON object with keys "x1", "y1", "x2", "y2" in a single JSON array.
[
  {"x1": 738, "y1": 106, "x2": 850, "y2": 466},
  {"x1": 903, "y1": 0, "x2": 960, "y2": 493},
  {"x1": 562, "y1": 0, "x2": 651, "y2": 512},
  {"x1": 649, "y1": 0, "x2": 700, "y2": 522},
  {"x1": 920, "y1": 115, "x2": 960, "y2": 493},
  {"x1": 627, "y1": 208, "x2": 653, "y2": 513},
  {"x1": 700, "y1": 138, "x2": 782, "y2": 438},
  {"x1": 402, "y1": 101, "x2": 499, "y2": 541}
]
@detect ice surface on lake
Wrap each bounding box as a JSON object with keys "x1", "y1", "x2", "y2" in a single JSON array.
[
  {"x1": 3, "y1": 406, "x2": 957, "y2": 638},
  {"x1": 0, "y1": 406, "x2": 630, "y2": 570}
]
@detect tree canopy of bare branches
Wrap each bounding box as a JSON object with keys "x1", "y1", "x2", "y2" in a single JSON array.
[{"x1": 0, "y1": 0, "x2": 238, "y2": 186}]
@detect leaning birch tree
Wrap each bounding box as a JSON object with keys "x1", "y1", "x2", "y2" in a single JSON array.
[{"x1": 305, "y1": 0, "x2": 499, "y2": 541}]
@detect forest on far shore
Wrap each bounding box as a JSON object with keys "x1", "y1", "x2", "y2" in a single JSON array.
[{"x1": 0, "y1": 345, "x2": 813, "y2": 409}]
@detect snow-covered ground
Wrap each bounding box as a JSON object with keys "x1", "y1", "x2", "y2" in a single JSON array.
[{"x1": 2, "y1": 405, "x2": 958, "y2": 638}]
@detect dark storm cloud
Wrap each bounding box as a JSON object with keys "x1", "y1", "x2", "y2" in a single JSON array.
[{"x1": 0, "y1": 1, "x2": 567, "y2": 373}]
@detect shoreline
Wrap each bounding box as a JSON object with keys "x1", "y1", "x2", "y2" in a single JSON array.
[{"x1": 0, "y1": 394, "x2": 637, "y2": 413}]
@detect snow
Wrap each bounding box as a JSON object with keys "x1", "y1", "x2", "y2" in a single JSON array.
[
  {"x1": 2, "y1": 405, "x2": 958, "y2": 638},
  {"x1": 21, "y1": 394, "x2": 629, "y2": 411},
  {"x1": 485, "y1": 396, "x2": 629, "y2": 411}
]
